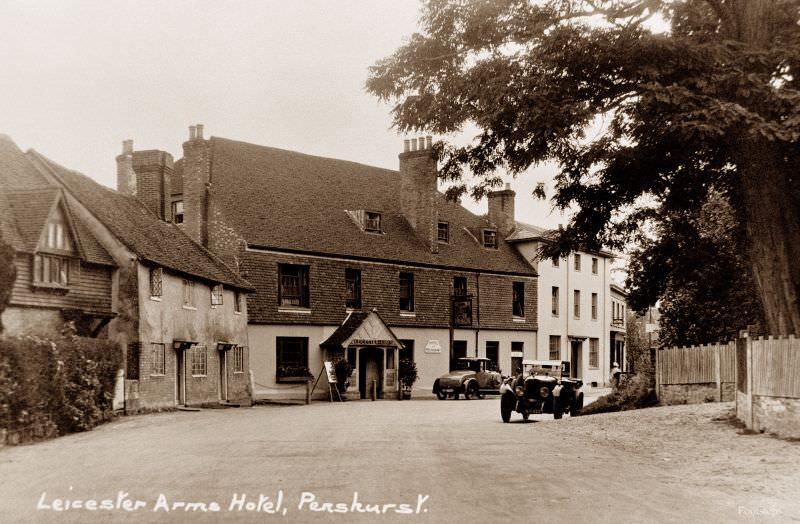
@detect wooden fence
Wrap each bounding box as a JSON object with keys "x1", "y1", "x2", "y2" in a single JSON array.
[
  {"x1": 656, "y1": 335, "x2": 800, "y2": 437},
  {"x1": 656, "y1": 342, "x2": 735, "y2": 403},
  {"x1": 750, "y1": 335, "x2": 800, "y2": 398}
]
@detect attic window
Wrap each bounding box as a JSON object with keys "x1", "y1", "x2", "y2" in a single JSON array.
[
  {"x1": 172, "y1": 201, "x2": 184, "y2": 224},
  {"x1": 482, "y1": 229, "x2": 497, "y2": 249},
  {"x1": 364, "y1": 211, "x2": 382, "y2": 233},
  {"x1": 437, "y1": 222, "x2": 449, "y2": 243}
]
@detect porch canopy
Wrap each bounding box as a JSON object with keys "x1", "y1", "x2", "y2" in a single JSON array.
[{"x1": 321, "y1": 309, "x2": 403, "y2": 351}]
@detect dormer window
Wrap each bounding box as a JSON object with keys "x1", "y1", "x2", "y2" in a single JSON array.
[
  {"x1": 172, "y1": 201, "x2": 184, "y2": 224},
  {"x1": 364, "y1": 211, "x2": 382, "y2": 233},
  {"x1": 482, "y1": 229, "x2": 497, "y2": 249},
  {"x1": 437, "y1": 222, "x2": 449, "y2": 243}
]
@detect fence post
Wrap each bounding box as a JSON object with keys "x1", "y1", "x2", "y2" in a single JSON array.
[
  {"x1": 714, "y1": 343, "x2": 722, "y2": 402},
  {"x1": 655, "y1": 348, "x2": 661, "y2": 403},
  {"x1": 747, "y1": 335, "x2": 754, "y2": 430}
]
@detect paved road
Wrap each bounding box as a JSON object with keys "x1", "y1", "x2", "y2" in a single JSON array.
[{"x1": 0, "y1": 397, "x2": 789, "y2": 523}]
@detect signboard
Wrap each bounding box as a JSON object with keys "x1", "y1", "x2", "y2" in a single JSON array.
[
  {"x1": 324, "y1": 361, "x2": 336, "y2": 383},
  {"x1": 349, "y1": 339, "x2": 393, "y2": 347},
  {"x1": 452, "y1": 298, "x2": 473, "y2": 327},
  {"x1": 424, "y1": 340, "x2": 442, "y2": 354}
]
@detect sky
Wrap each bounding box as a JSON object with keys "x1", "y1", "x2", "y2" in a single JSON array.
[{"x1": 0, "y1": 0, "x2": 572, "y2": 229}]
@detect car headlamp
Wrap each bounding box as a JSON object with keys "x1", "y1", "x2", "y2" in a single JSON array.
[{"x1": 539, "y1": 386, "x2": 550, "y2": 398}]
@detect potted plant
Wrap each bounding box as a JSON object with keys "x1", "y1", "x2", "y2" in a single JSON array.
[
  {"x1": 333, "y1": 358, "x2": 354, "y2": 397},
  {"x1": 276, "y1": 365, "x2": 313, "y2": 383},
  {"x1": 398, "y1": 359, "x2": 418, "y2": 400}
]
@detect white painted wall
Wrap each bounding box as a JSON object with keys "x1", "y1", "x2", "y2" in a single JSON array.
[{"x1": 515, "y1": 240, "x2": 613, "y2": 387}]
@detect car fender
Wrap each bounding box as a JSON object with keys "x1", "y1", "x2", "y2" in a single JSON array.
[
  {"x1": 432, "y1": 379, "x2": 440, "y2": 394},
  {"x1": 552, "y1": 384, "x2": 563, "y2": 397}
]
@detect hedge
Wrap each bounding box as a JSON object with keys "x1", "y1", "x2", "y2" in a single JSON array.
[{"x1": 0, "y1": 334, "x2": 123, "y2": 439}]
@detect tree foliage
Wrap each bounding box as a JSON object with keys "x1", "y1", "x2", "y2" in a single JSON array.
[
  {"x1": 627, "y1": 190, "x2": 764, "y2": 345},
  {"x1": 0, "y1": 237, "x2": 16, "y2": 333},
  {"x1": 368, "y1": 0, "x2": 800, "y2": 335}
]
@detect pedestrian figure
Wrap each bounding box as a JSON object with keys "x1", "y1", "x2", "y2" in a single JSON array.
[{"x1": 611, "y1": 362, "x2": 622, "y2": 388}]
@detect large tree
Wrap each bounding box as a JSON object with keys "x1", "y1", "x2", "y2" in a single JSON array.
[
  {"x1": 627, "y1": 190, "x2": 764, "y2": 345},
  {"x1": 367, "y1": 0, "x2": 800, "y2": 335}
]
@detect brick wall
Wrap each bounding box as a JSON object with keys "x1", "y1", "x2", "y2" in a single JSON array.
[
  {"x1": 182, "y1": 137, "x2": 211, "y2": 246},
  {"x1": 752, "y1": 396, "x2": 800, "y2": 438},
  {"x1": 659, "y1": 382, "x2": 735, "y2": 405},
  {"x1": 132, "y1": 150, "x2": 173, "y2": 221},
  {"x1": 241, "y1": 249, "x2": 537, "y2": 331}
]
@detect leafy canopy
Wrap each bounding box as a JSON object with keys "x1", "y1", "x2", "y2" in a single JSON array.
[{"x1": 367, "y1": 0, "x2": 800, "y2": 259}]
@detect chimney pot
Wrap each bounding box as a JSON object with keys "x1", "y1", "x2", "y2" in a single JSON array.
[
  {"x1": 189, "y1": 126, "x2": 197, "y2": 140},
  {"x1": 196, "y1": 124, "x2": 204, "y2": 139},
  {"x1": 505, "y1": 182, "x2": 511, "y2": 190},
  {"x1": 404, "y1": 139, "x2": 410, "y2": 153},
  {"x1": 122, "y1": 139, "x2": 133, "y2": 154}
]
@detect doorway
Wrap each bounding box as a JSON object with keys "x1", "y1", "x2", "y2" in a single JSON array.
[
  {"x1": 219, "y1": 350, "x2": 227, "y2": 401},
  {"x1": 175, "y1": 348, "x2": 186, "y2": 406},
  {"x1": 570, "y1": 340, "x2": 583, "y2": 379},
  {"x1": 358, "y1": 348, "x2": 384, "y2": 399}
]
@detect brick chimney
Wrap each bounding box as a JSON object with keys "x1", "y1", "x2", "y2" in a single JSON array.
[
  {"x1": 487, "y1": 183, "x2": 516, "y2": 236},
  {"x1": 399, "y1": 136, "x2": 438, "y2": 253},
  {"x1": 131, "y1": 150, "x2": 173, "y2": 221},
  {"x1": 116, "y1": 140, "x2": 174, "y2": 221},
  {"x1": 116, "y1": 139, "x2": 136, "y2": 196},
  {"x1": 182, "y1": 124, "x2": 211, "y2": 246}
]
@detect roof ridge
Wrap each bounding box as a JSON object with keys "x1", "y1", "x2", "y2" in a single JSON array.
[{"x1": 210, "y1": 136, "x2": 399, "y2": 175}]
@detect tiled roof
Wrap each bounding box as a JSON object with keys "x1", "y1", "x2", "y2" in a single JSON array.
[
  {"x1": 0, "y1": 136, "x2": 114, "y2": 266},
  {"x1": 508, "y1": 220, "x2": 615, "y2": 259},
  {"x1": 29, "y1": 152, "x2": 253, "y2": 290},
  {"x1": 202, "y1": 138, "x2": 534, "y2": 276},
  {"x1": 320, "y1": 311, "x2": 370, "y2": 349}
]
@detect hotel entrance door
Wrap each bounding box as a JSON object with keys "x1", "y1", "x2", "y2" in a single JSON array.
[{"x1": 359, "y1": 348, "x2": 384, "y2": 399}]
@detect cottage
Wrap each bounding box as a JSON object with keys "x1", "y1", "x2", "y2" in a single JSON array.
[{"x1": 0, "y1": 134, "x2": 254, "y2": 410}]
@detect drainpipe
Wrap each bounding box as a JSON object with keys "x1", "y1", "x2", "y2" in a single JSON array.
[{"x1": 475, "y1": 272, "x2": 481, "y2": 357}]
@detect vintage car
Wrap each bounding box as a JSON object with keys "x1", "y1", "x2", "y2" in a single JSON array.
[
  {"x1": 433, "y1": 358, "x2": 503, "y2": 400},
  {"x1": 499, "y1": 360, "x2": 583, "y2": 422}
]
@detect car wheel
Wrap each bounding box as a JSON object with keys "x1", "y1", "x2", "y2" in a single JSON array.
[
  {"x1": 553, "y1": 398, "x2": 564, "y2": 420},
  {"x1": 435, "y1": 387, "x2": 448, "y2": 400},
  {"x1": 453, "y1": 392, "x2": 460, "y2": 400},
  {"x1": 522, "y1": 412, "x2": 530, "y2": 421},
  {"x1": 501, "y1": 402, "x2": 512, "y2": 423},
  {"x1": 572, "y1": 393, "x2": 584, "y2": 416},
  {"x1": 465, "y1": 382, "x2": 478, "y2": 400}
]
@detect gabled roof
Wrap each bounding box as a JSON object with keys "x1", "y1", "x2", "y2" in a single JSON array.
[
  {"x1": 28, "y1": 151, "x2": 253, "y2": 291},
  {"x1": 0, "y1": 135, "x2": 113, "y2": 266},
  {"x1": 320, "y1": 309, "x2": 403, "y2": 349},
  {"x1": 507, "y1": 220, "x2": 615, "y2": 259},
  {"x1": 185, "y1": 138, "x2": 534, "y2": 276}
]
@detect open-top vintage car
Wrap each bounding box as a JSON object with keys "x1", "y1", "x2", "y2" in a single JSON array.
[
  {"x1": 499, "y1": 360, "x2": 583, "y2": 422},
  {"x1": 433, "y1": 358, "x2": 503, "y2": 400}
]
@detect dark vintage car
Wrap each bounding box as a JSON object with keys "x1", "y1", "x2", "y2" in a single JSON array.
[
  {"x1": 499, "y1": 360, "x2": 583, "y2": 422},
  {"x1": 433, "y1": 358, "x2": 503, "y2": 400}
]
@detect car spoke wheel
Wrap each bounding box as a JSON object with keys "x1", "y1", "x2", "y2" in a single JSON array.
[
  {"x1": 501, "y1": 402, "x2": 512, "y2": 423},
  {"x1": 522, "y1": 412, "x2": 530, "y2": 421},
  {"x1": 436, "y1": 388, "x2": 448, "y2": 400},
  {"x1": 571, "y1": 393, "x2": 584, "y2": 416},
  {"x1": 553, "y1": 398, "x2": 564, "y2": 420},
  {"x1": 465, "y1": 382, "x2": 478, "y2": 400}
]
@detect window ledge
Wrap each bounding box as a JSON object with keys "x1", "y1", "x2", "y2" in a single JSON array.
[
  {"x1": 150, "y1": 373, "x2": 165, "y2": 378},
  {"x1": 512, "y1": 317, "x2": 526, "y2": 322},
  {"x1": 399, "y1": 312, "x2": 416, "y2": 318},
  {"x1": 234, "y1": 310, "x2": 242, "y2": 315},
  {"x1": 276, "y1": 376, "x2": 312, "y2": 383},
  {"x1": 278, "y1": 307, "x2": 312, "y2": 314},
  {"x1": 150, "y1": 296, "x2": 162, "y2": 302},
  {"x1": 345, "y1": 307, "x2": 362, "y2": 313},
  {"x1": 233, "y1": 371, "x2": 244, "y2": 375},
  {"x1": 182, "y1": 305, "x2": 197, "y2": 311},
  {"x1": 191, "y1": 374, "x2": 207, "y2": 378},
  {"x1": 32, "y1": 282, "x2": 69, "y2": 292}
]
